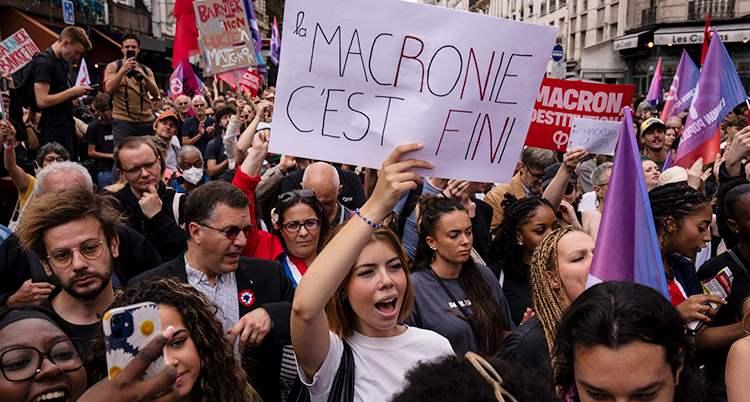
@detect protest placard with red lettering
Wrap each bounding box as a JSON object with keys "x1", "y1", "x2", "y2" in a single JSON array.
[
  {"x1": 0, "y1": 29, "x2": 40, "y2": 74},
  {"x1": 524, "y1": 78, "x2": 635, "y2": 152},
  {"x1": 239, "y1": 69, "x2": 261, "y2": 97},
  {"x1": 270, "y1": 0, "x2": 558, "y2": 183},
  {"x1": 194, "y1": 0, "x2": 256, "y2": 74}
]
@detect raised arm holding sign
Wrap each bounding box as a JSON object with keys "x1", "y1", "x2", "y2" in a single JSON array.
[{"x1": 269, "y1": 0, "x2": 558, "y2": 183}]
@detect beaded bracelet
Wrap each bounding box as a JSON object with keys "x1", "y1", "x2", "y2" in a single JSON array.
[{"x1": 355, "y1": 208, "x2": 380, "y2": 229}]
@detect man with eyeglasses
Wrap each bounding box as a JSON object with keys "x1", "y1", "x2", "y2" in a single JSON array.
[
  {"x1": 484, "y1": 147, "x2": 558, "y2": 231},
  {"x1": 131, "y1": 180, "x2": 294, "y2": 402},
  {"x1": 112, "y1": 136, "x2": 187, "y2": 261},
  {"x1": 15, "y1": 186, "x2": 122, "y2": 357},
  {"x1": 0, "y1": 161, "x2": 162, "y2": 310},
  {"x1": 181, "y1": 95, "x2": 217, "y2": 156}
]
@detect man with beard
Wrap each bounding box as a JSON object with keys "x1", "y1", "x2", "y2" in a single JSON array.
[
  {"x1": 15, "y1": 185, "x2": 122, "y2": 352},
  {"x1": 640, "y1": 118, "x2": 668, "y2": 170}
]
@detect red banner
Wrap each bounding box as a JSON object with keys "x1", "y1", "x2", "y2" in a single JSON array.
[
  {"x1": 524, "y1": 78, "x2": 635, "y2": 152},
  {"x1": 239, "y1": 69, "x2": 262, "y2": 98}
]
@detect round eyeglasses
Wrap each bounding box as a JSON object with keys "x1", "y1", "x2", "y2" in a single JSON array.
[{"x1": 0, "y1": 338, "x2": 85, "y2": 382}]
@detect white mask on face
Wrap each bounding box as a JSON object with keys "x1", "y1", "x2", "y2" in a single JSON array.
[{"x1": 182, "y1": 166, "x2": 203, "y2": 185}]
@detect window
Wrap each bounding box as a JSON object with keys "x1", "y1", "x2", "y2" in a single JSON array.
[
  {"x1": 597, "y1": 27, "x2": 604, "y2": 42},
  {"x1": 610, "y1": 22, "x2": 618, "y2": 38}
]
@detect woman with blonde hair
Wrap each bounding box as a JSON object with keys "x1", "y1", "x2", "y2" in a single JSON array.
[
  {"x1": 291, "y1": 144, "x2": 454, "y2": 402},
  {"x1": 496, "y1": 226, "x2": 595, "y2": 378}
]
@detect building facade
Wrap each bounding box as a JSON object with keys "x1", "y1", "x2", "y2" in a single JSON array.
[{"x1": 424, "y1": 0, "x2": 750, "y2": 95}]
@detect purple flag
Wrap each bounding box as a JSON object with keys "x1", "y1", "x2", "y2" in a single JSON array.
[
  {"x1": 270, "y1": 16, "x2": 280, "y2": 66},
  {"x1": 587, "y1": 107, "x2": 670, "y2": 300},
  {"x1": 662, "y1": 50, "x2": 700, "y2": 121},
  {"x1": 662, "y1": 151, "x2": 672, "y2": 171},
  {"x1": 244, "y1": 0, "x2": 267, "y2": 76},
  {"x1": 646, "y1": 57, "x2": 663, "y2": 108},
  {"x1": 675, "y1": 29, "x2": 746, "y2": 168}
]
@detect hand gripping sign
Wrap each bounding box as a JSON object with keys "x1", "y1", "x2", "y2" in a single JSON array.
[
  {"x1": 524, "y1": 78, "x2": 635, "y2": 152},
  {"x1": 268, "y1": 0, "x2": 558, "y2": 183}
]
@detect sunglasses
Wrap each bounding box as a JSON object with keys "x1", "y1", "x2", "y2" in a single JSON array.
[
  {"x1": 198, "y1": 223, "x2": 256, "y2": 240},
  {"x1": 206, "y1": 113, "x2": 214, "y2": 116},
  {"x1": 278, "y1": 189, "x2": 316, "y2": 204},
  {"x1": 565, "y1": 183, "x2": 576, "y2": 195},
  {"x1": 465, "y1": 352, "x2": 519, "y2": 402}
]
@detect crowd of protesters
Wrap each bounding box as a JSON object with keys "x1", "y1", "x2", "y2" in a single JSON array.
[{"x1": 1, "y1": 25, "x2": 750, "y2": 402}]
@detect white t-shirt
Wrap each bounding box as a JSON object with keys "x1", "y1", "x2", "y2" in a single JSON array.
[
  {"x1": 299, "y1": 327, "x2": 454, "y2": 402},
  {"x1": 165, "y1": 136, "x2": 181, "y2": 171}
]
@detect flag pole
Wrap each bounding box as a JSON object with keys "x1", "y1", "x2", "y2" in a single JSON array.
[{"x1": 234, "y1": 69, "x2": 243, "y2": 101}]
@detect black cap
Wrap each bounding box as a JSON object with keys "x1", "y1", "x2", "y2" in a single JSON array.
[{"x1": 541, "y1": 162, "x2": 578, "y2": 189}]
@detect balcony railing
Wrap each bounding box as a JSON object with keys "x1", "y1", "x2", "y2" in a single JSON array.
[
  {"x1": 641, "y1": 6, "x2": 657, "y2": 26},
  {"x1": 108, "y1": 0, "x2": 151, "y2": 35},
  {"x1": 688, "y1": 0, "x2": 734, "y2": 20}
]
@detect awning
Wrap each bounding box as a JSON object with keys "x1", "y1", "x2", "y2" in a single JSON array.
[
  {"x1": 654, "y1": 23, "x2": 750, "y2": 45},
  {"x1": 612, "y1": 30, "x2": 650, "y2": 51}
]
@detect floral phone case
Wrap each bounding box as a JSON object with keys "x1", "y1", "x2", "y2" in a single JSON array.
[{"x1": 103, "y1": 302, "x2": 164, "y2": 380}]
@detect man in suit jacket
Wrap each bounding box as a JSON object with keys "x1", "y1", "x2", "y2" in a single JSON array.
[{"x1": 130, "y1": 181, "x2": 294, "y2": 402}]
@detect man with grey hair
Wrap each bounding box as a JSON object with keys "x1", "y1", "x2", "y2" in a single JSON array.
[
  {"x1": 485, "y1": 147, "x2": 559, "y2": 230},
  {"x1": 666, "y1": 116, "x2": 683, "y2": 132},
  {"x1": 182, "y1": 94, "x2": 217, "y2": 155},
  {"x1": 0, "y1": 161, "x2": 161, "y2": 307},
  {"x1": 301, "y1": 162, "x2": 354, "y2": 226}
]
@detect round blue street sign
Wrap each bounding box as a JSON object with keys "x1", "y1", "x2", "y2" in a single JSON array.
[{"x1": 551, "y1": 45, "x2": 564, "y2": 62}]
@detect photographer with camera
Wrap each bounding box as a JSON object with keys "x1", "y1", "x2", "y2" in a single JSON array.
[{"x1": 105, "y1": 34, "x2": 160, "y2": 149}]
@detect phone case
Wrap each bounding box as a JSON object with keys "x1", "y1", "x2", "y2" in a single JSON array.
[{"x1": 103, "y1": 302, "x2": 164, "y2": 380}]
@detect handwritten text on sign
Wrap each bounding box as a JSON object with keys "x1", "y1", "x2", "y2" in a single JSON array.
[
  {"x1": 524, "y1": 78, "x2": 634, "y2": 152},
  {"x1": 567, "y1": 118, "x2": 621, "y2": 156},
  {"x1": 194, "y1": 0, "x2": 256, "y2": 74},
  {"x1": 269, "y1": 0, "x2": 558, "y2": 183},
  {"x1": 0, "y1": 29, "x2": 40, "y2": 74}
]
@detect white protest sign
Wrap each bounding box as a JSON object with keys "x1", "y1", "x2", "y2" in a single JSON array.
[
  {"x1": 566, "y1": 118, "x2": 621, "y2": 156},
  {"x1": 0, "y1": 29, "x2": 40, "y2": 74},
  {"x1": 269, "y1": 0, "x2": 558, "y2": 183}
]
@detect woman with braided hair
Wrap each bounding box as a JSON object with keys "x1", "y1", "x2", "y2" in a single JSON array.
[
  {"x1": 649, "y1": 183, "x2": 726, "y2": 323},
  {"x1": 487, "y1": 194, "x2": 558, "y2": 325},
  {"x1": 406, "y1": 195, "x2": 515, "y2": 356},
  {"x1": 496, "y1": 226, "x2": 594, "y2": 378}
]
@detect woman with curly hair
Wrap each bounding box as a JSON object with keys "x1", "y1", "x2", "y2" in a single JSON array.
[
  {"x1": 496, "y1": 226, "x2": 594, "y2": 378},
  {"x1": 407, "y1": 195, "x2": 514, "y2": 356},
  {"x1": 487, "y1": 194, "x2": 557, "y2": 325},
  {"x1": 89, "y1": 277, "x2": 259, "y2": 402},
  {"x1": 553, "y1": 281, "x2": 704, "y2": 402}
]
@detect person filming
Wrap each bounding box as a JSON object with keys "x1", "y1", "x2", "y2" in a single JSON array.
[{"x1": 105, "y1": 34, "x2": 159, "y2": 148}]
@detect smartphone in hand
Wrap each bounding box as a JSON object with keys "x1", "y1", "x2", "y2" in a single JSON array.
[
  {"x1": 103, "y1": 302, "x2": 164, "y2": 380},
  {"x1": 126, "y1": 49, "x2": 136, "y2": 60}
]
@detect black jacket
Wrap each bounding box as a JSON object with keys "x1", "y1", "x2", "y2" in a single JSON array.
[
  {"x1": 0, "y1": 225, "x2": 162, "y2": 306},
  {"x1": 130, "y1": 254, "x2": 294, "y2": 402},
  {"x1": 112, "y1": 181, "x2": 187, "y2": 261}
]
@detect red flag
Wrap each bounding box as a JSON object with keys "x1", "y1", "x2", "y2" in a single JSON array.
[
  {"x1": 700, "y1": 12, "x2": 710, "y2": 66},
  {"x1": 172, "y1": 0, "x2": 199, "y2": 68}
]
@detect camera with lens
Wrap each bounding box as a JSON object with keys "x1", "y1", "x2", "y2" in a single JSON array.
[{"x1": 126, "y1": 69, "x2": 144, "y2": 81}]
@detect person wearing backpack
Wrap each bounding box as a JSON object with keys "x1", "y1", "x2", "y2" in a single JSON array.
[
  {"x1": 104, "y1": 34, "x2": 160, "y2": 149},
  {"x1": 29, "y1": 26, "x2": 93, "y2": 160}
]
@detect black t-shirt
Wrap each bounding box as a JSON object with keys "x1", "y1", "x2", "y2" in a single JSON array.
[
  {"x1": 487, "y1": 261, "x2": 533, "y2": 327},
  {"x1": 84, "y1": 118, "x2": 115, "y2": 171},
  {"x1": 697, "y1": 247, "x2": 750, "y2": 367},
  {"x1": 471, "y1": 197, "x2": 493, "y2": 262},
  {"x1": 181, "y1": 115, "x2": 217, "y2": 156},
  {"x1": 33, "y1": 48, "x2": 75, "y2": 135},
  {"x1": 495, "y1": 317, "x2": 551, "y2": 379}
]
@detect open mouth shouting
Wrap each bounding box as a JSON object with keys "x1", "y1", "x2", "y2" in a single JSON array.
[{"x1": 375, "y1": 296, "x2": 399, "y2": 320}]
